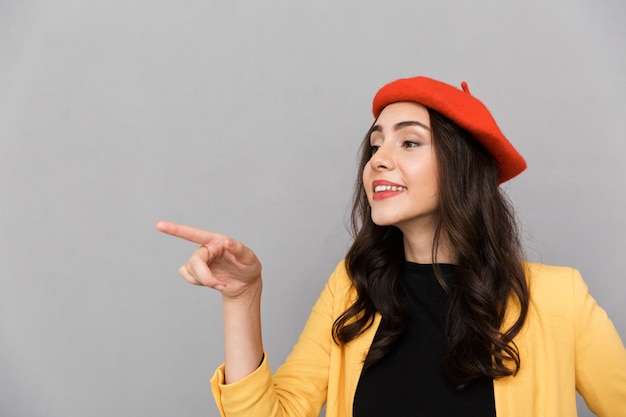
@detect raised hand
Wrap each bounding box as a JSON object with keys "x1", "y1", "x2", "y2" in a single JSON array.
[
  {"x1": 157, "y1": 220, "x2": 264, "y2": 382},
  {"x1": 156, "y1": 221, "x2": 262, "y2": 300}
]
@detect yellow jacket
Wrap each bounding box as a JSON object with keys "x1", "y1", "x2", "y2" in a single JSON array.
[{"x1": 211, "y1": 262, "x2": 626, "y2": 416}]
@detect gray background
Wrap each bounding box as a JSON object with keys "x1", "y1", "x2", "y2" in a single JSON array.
[{"x1": 1, "y1": 0, "x2": 624, "y2": 416}]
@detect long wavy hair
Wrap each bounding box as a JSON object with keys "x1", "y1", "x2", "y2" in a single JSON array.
[{"x1": 332, "y1": 107, "x2": 530, "y2": 387}]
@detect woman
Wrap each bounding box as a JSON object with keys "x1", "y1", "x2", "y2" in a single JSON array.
[{"x1": 157, "y1": 76, "x2": 626, "y2": 416}]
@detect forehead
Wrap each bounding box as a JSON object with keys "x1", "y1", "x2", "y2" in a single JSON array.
[{"x1": 374, "y1": 101, "x2": 431, "y2": 127}]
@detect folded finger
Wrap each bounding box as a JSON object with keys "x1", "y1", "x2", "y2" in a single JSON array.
[
  {"x1": 178, "y1": 263, "x2": 203, "y2": 286},
  {"x1": 188, "y1": 247, "x2": 215, "y2": 286}
]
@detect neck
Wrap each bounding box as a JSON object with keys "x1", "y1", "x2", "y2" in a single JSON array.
[{"x1": 401, "y1": 225, "x2": 457, "y2": 264}]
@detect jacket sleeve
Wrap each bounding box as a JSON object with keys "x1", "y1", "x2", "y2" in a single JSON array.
[
  {"x1": 210, "y1": 261, "x2": 348, "y2": 417},
  {"x1": 572, "y1": 269, "x2": 626, "y2": 416}
]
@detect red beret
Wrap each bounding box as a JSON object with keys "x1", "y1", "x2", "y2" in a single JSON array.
[{"x1": 372, "y1": 76, "x2": 526, "y2": 183}]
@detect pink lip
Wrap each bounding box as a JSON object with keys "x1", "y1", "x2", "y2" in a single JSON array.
[{"x1": 372, "y1": 180, "x2": 406, "y2": 201}]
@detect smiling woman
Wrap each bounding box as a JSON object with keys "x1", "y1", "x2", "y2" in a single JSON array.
[{"x1": 158, "y1": 76, "x2": 626, "y2": 417}]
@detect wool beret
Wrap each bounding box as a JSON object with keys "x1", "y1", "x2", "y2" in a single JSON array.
[{"x1": 372, "y1": 76, "x2": 526, "y2": 183}]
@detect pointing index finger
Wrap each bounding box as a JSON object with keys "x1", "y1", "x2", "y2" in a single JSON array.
[{"x1": 156, "y1": 221, "x2": 217, "y2": 244}]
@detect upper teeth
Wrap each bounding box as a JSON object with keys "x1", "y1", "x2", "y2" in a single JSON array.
[{"x1": 374, "y1": 185, "x2": 406, "y2": 192}]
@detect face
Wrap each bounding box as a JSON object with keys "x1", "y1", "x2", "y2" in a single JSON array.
[{"x1": 363, "y1": 101, "x2": 439, "y2": 234}]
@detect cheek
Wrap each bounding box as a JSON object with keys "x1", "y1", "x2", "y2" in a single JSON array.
[
  {"x1": 412, "y1": 157, "x2": 438, "y2": 188},
  {"x1": 362, "y1": 166, "x2": 373, "y2": 193},
  {"x1": 425, "y1": 166, "x2": 440, "y2": 199}
]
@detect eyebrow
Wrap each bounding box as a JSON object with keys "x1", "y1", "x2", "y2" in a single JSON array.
[{"x1": 370, "y1": 120, "x2": 431, "y2": 134}]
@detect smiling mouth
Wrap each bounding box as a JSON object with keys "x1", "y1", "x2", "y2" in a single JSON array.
[{"x1": 374, "y1": 185, "x2": 407, "y2": 192}]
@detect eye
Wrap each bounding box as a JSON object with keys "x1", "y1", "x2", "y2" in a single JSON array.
[
  {"x1": 370, "y1": 145, "x2": 380, "y2": 155},
  {"x1": 402, "y1": 140, "x2": 420, "y2": 148}
]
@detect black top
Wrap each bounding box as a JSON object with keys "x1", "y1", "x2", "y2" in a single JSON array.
[{"x1": 353, "y1": 262, "x2": 496, "y2": 417}]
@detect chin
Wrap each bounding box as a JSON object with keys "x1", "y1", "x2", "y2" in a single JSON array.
[{"x1": 370, "y1": 215, "x2": 397, "y2": 227}]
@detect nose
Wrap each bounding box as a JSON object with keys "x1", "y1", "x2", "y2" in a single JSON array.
[{"x1": 370, "y1": 143, "x2": 395, "y2": 171}]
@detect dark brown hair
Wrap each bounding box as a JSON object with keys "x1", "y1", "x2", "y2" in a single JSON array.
[{"x1": 332, "y1": 107, "x2": 529, "y2": 387}]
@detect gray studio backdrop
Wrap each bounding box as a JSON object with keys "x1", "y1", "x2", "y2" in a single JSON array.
[{"x1": 1, "y1": 1, "x2": 624, "y2": 416}]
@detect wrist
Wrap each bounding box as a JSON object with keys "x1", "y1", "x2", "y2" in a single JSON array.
[{"x1": 221, "y1": 278, "x2": 262, "y2": 305}]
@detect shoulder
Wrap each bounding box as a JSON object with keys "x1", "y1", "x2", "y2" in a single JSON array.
[
  {"x1": 524, "y1": 261, "x2": 580, "y2": 281},
  {"x1": 522, "y1": 262, "x2": 589, "y2": 318},
  {"x1": 325, "y1": 259, "x2": 357, "y2": 310},
  {"x1": 523, "y1": 262, "x2": 584, "y2": 292},
  {"x1": 327, "y1": 259, "x2": 353, "y2": 290}
]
